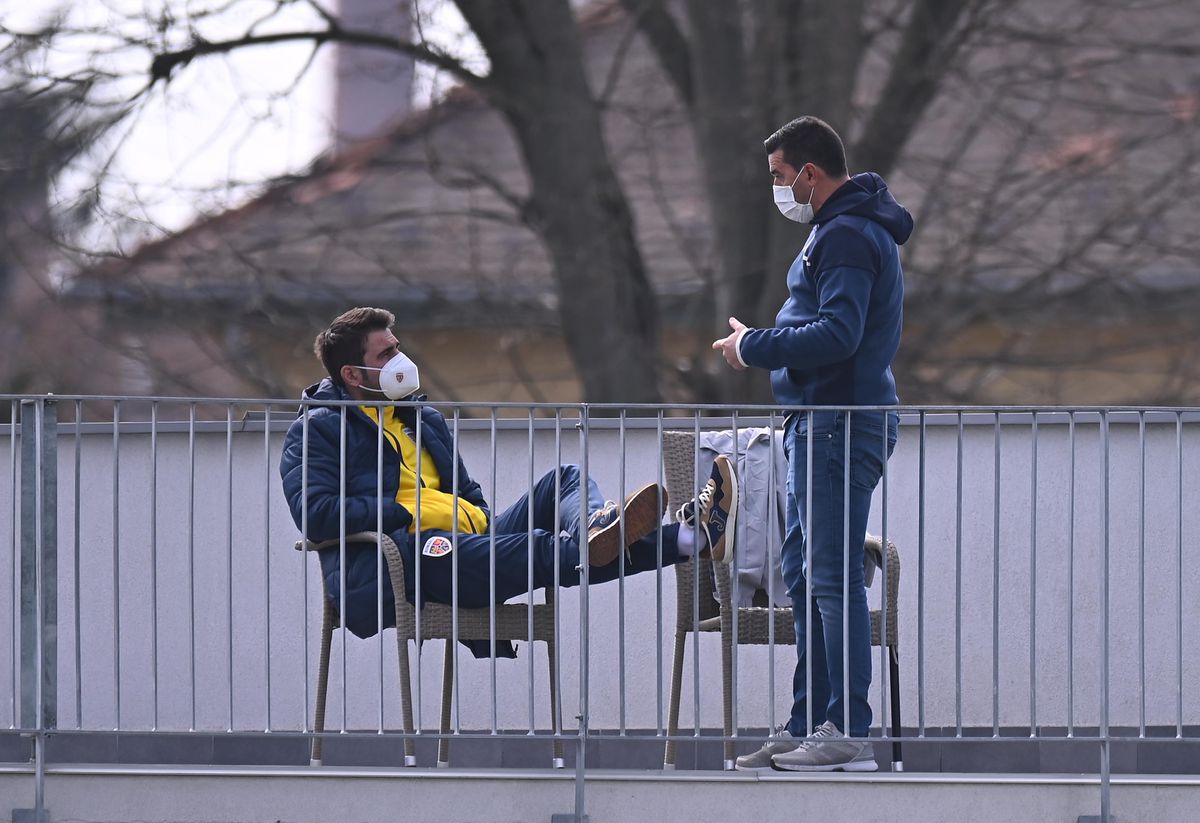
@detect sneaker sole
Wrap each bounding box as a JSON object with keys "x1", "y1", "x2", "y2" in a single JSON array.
[
  {"x1": 771, "y1": 758, "x2": 879, "y2": 773},
  {"x1": 588, "y1": 483, "x2": 667, "y2": 567},
  {"x1": 710, "y1": 456, "x2": 738, "y2": 564}
]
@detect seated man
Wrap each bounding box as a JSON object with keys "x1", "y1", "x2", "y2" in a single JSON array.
[{"x1": 279, "y1": 307, "x2": 738, "y2": 649}]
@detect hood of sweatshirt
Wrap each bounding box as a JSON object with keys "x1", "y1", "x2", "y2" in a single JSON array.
[{"x1": 815, "y1": 172, "x2": 914, "y2": 245}]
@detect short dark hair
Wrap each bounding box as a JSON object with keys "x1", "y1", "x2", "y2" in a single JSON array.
[
  {"x1": 764, "y1": 116, "x2": 848, "y2": 177},
  {"x1": 314, "y1": 307, "x2": 395, "y2": 386}
]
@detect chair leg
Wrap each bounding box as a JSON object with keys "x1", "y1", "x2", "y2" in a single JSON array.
[
  {"x1": 394, "y1": 628, "x2": 417, "y2": 768},
  {"x1": 311, "y1": 600, "x2": 334, "y2": 766},
  {"x1": 720, "y1": 621, "x2": 735, "y2": 770},
  {"x1": 664, "y1": 631, "x2": 687, "y2": 769},
  {"x1": 547, "y1": 637, "x2": 564, "y2": 768},
  {"x1": 437, "y1": 640, "x2": 454, "y2": 768},
  {"x1": 889, "y1": 645, "x2": 903, "y2": 771}
]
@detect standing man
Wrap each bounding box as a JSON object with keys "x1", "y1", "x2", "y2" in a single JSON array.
[{"x1": 713, "y1": 116, "x2": 911, "y2": 771}]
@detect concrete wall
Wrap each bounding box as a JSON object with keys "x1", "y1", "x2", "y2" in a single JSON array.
[{"x1": 2, "y1": 410, "x2": 1199, "y2": 737}]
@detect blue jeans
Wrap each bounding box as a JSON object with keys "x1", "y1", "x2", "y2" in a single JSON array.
[
  {"x1": 782, "y1": 411, "x2": 897, "y2": 738},
  {"x1": 404, "y1": 464, "x2": 680, "y2": 608}
]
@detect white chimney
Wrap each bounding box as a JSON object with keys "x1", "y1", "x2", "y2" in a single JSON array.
[{"x1": 334, "y1": 0, "x2": 415, "y2": 150}]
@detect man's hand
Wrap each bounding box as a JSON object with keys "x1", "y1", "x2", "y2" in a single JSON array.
[{"x1": 712, "y1": 316, "x2": 749, "y2": 371}]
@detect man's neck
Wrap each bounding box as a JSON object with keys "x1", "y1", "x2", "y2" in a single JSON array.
[{"x1": 812, "y1": 174, "x2": 851, "y2": 216}]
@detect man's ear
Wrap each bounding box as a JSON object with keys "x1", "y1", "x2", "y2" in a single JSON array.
[{"x1": 340, "y1": 364, "x2": 361, "y2": 387}]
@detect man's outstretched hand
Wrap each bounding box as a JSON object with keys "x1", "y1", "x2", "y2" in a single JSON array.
[{"x1": 712, "y1": 316, "x2": 749, "y2": 371}]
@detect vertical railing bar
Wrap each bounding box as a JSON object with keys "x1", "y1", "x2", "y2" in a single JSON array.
[
  {"x1": 33, "y1": 398, "x2": 46, "y2": 820},
  {"x1": 1067, "y1": 411, "x2": 1075, "y2": 737},
  {"x1": 375, "y1": 406, "x2": 385, "y2": 735},
  {"x1": 414, "y1": 409, "x2": 424, "y2": 734},
  {"x1": 917, "y1": 410, "x2": 925, "y2": 736},
  {"x1": 9, "y1": 400, "x2": 17, "y2": 729},
  {"x1": 1176, "y1": 411, "x2": 1184, "y2": 739},
  {"x1": 1100, "y1": 410, "x2": 1112, "y2": 821},
  {"x1": 338, "y1": 408, "x2": 348, "y2": 734},
  {"x1": 806, "y1": 412, "x2": 814, "y2": 737},
  {"x1": 264, "y1": 404, "x2": 273, "y2": 733},
  {"x1": 842, "y1": 410, "x2": 850, "y2": 737},
  {"x1": 1070, "y1": 412, "x2": 1080, "y2": 743},
  {"x1": 955, "y1": 410, "x2": 963, "y2": 737},
  {"x1": 151, "y1": 401, "x2": 160, "y2": 731},
  {"x1": 188, "y1": 403, "x2": 197, "y2": 731},
  {"x1": 992, "y1": 412, "x2": 1001, "y2": 738},
  {"x1": 731, "y1": 408, "x2": 740, "y2": 750},
  {"x1": 489, "y1": 407, "x2": 498, "y2": 734},
  {"x1": 1100, "y1": 738, "x2": 1111, "y2": 823},
  {"x1": 618, "y1": 409, "x2": 627, "y2": 735},
  {"x1": 655, "y1": 410, "x2": 665, "y2": 737},
  {"x1": 575, "y1": 405, "x2": 590, "y2": 822},
  {"x1": 226, "y1": 404, "x2": 235, "y2": 732},
  {"x1": 73, "y1": 401, "x2": 82, "y2": 730},
  {"x1": 10, "y1": 399, "x2": 18, "y2": 730},
  {"x1": 1138, "y1": 411, "x2": 1146, "y2": 738},
  {"x1": 1030, "y1": 411, "x2": 1038, "y2": 737},
  {"x1": 452, "y1": 407, "x2": 463, "y2": 738},
  {"x1": 300, "y1": 407, "x2": 310, "y2": 734},
  {"x1": 691, "y1": 413, "x2": 701, "y2": 738},
  {"x1": 111, "y1": 401, "x2": 121, "y2": 730},
  {"x1": 768, "y1": 410, "x2": 778, "y2": 733},
  {"x1": 552, "y1": 408, "x2": 563, "y2": 757},
  {"x1": 525, "y1": 409, "x2": 535, "y2": 737},
  {"x1": 1101, "y1": 411, "x2": 1110, "y2": 753},
  {"x1": 879, "y1": 410, "x2": 889, "y2": 740}
]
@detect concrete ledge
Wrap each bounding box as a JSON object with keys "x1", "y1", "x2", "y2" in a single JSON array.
[
  {"x1": 3, "y1": 765, "x2": 1199, "y2": 823},
  {"x1": 6, "y1": 728, "x2": 1200, "y2": 774}
]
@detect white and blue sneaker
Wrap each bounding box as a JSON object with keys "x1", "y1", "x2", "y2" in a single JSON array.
[{"x1": 675, "y1": 455, "x2": 738, "y2": 563}]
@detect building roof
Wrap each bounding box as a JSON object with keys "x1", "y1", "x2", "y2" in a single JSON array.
[{"x1": 64, "y1": 1, "x2": 1200, "y2": 324}]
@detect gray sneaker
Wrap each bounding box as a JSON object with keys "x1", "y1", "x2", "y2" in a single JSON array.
[
  {"x1": 770, "y1": 721, "x2": 878, "y2": 772},
  {"x1": 734, "y1": 725, "x2": 799, "y2": 770}
]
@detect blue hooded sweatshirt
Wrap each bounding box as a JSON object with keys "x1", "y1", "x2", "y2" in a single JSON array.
[{"x1": 738, "y1": 172, "x2": 913, "y2": 407}]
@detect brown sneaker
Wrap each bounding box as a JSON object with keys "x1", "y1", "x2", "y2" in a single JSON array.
[{"x1": 586, "y1": 483, "x2": 667, "y2": 567}]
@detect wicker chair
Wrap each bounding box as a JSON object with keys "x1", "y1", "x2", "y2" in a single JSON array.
[
  {"x1": 661, "y1": 430, "x2": 902, "y2": 771},
  {"x1": 296, "y1": 531, "x2": 563, "y2": 768}
]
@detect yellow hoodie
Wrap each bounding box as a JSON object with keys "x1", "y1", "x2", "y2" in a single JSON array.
[{"x1": 360, "y1": 406, "x2": 488, "y2": 534}]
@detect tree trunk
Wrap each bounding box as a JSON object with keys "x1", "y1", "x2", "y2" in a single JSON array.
[{"x1": 455, "y1": 0, "x2": 661, "y2": 404}]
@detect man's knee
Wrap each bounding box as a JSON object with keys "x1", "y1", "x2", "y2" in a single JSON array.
[{"x1": 536, "y1": 464, "x2": 581, "y2": 487}]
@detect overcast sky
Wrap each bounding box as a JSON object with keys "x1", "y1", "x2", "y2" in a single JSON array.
[{"x1": 7, "y1": 0, "x2": 472, "y2": 249}]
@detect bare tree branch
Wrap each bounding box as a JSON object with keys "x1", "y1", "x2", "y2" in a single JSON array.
[
  {"x1": 853, "y1": 0, "x2": 995, "y2": 175},
  {"x1": 147, "y1": 27, "x2": 486, "y2": 90},
  {"x1": 618, "y1": 0, "x2": 693, "y2": 109}
]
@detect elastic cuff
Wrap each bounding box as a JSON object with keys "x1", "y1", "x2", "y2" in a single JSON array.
[{"x1": 733, "y1": 328, "x2": 750, "y2": 368}]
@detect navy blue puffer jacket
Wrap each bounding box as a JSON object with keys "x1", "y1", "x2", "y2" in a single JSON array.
[{"x1": 279, "y1": 378, "x2": 489, "y2": 639}]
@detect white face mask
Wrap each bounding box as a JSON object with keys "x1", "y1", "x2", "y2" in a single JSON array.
[
  {"x1": 358, "y1": 351, "x2": 421, "y2": 400},
  {"x1": 773, "y1": 166, "x2": 815, "y2": 224}
]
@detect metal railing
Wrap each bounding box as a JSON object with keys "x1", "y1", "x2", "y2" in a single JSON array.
[{"x1": 4, "y1": 395, "x2": 1200, "y2": 823}]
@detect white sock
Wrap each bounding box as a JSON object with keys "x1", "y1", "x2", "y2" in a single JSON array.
[{"x1": 676, "y1": 526, "x2": 696, "y2": 557}]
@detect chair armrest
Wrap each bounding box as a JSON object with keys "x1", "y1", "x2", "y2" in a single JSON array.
[{"x1": 293, "y1": 531, "x2": 385, "y2": 552}]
